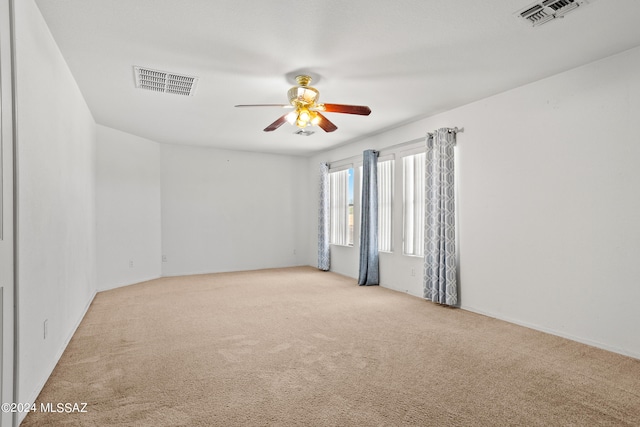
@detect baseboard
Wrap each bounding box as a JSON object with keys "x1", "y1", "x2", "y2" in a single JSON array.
[
  {"x1": 160, "y1": 264, "x2": 310, "y2": 278},
  {"x1": 18, "y1": 289, "x2": 97, "y2": 425},
  {"x1": 97, "y1": 275, "x2": 162, "y2": 292},
  {"x1": 378, "y1": 285, "x2": 640, "y2": 360},
  {"x1": 461, "y1": 304, "x2": 640, "y2": 361}
]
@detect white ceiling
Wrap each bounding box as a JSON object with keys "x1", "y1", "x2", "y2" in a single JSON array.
[{"x1": 35, "y1": 0, "x2": 640, "y2": 156}]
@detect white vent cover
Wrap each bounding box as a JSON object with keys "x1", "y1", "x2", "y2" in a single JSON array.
[
  {"x1": 134, "y1": 66, "x2": 198, "y2": 96},
  {"x1": 516, "y1": 0, "x2": 589, "y2": 27}
]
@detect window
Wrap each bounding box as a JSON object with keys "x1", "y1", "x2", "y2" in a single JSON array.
[
  {"x1": 329, "y1": 168, "x2": 354, "y2": 246},
  {"x1": 403, "y1": 152, "x2": 425, "y2": 256},
  {"x1": 377, "y1": 159, "x2": 394, "y2": 252}
]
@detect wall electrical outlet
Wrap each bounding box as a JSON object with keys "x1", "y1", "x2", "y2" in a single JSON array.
[
  {"x1": 162, "y1": 255, "x2": 167, "y2": 262},
  {"x1": 129, "y1": 259, "x2": 134, "y2": 268},
  {"x1": 411, "y1": 268, "x2": 416, "y2": 277},
  {"x1": 44, "y1": 319, "x2": 48, "y2": 339}
]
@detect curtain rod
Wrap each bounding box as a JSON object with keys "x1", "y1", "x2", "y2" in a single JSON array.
[
  {"x1": 328, "y1": 154, "x2": 361, "y2": 168},
  {"x1": 330, "y1": 137, "x2": 426, "y2": 168},
  {"x1": 379, "y1": 137, "x2": 425, "y2": 153},
  {"x1": 427, "y1": 127, "x2": 464, "y2": 136},
  {"x1": 328, "y1": 127, "x2": 463, "y2": 168}
]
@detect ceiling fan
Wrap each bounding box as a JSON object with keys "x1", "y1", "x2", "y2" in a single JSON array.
[{"x1": 235, "y1": 75, "x2": 371, "y2": 133}]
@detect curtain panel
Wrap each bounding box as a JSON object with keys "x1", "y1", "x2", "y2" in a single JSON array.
[
  {"x1": 423, "y1": 129, "x2": 458, "y2": 305},
  {"x1": 358, "y1": 150, "x2": 379, "y2": 286},
  {"x1": 318, "y1": 162, "x2": 330, "y2": 271}
]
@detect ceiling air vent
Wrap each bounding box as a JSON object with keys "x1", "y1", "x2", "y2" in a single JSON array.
[
  {"x1": 516, "y1": 0, "x2": 589, "y2": 27},
  {"x1": 134, "y1": 66, "x2": 198, "y2": 96}
]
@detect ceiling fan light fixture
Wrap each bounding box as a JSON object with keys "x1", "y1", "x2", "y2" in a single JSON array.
[
  {"x1": 310, "y1": 111, "x2": 321, "y2": 126},
  {"x1": 298, "y1": 108, "x2": 311, "y2": 123},
  {"x1": 285, "y1": 111, "x2": 298, "y2": 124},
  {"x1": 287, "y1": 107, "x2": 317, "y2": 129},
  {"x1": 295, "y1": 111, "x2": 310, "y2": 128}
]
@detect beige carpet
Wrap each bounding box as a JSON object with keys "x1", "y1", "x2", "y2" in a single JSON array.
[{"x1": 23, "y1": 267, "x2": 640, "y2": 426}]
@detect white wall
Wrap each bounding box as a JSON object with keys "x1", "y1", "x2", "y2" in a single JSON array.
[
  {"x1": 97, "y1": 129, "x2": 309, "y2": 286},
  {"x1": 96, "y1": 125, "x2": 161, "y2": 291},
  {"x1": 308, "y1": 46, "x2": 640, "y2": 359},
  {"x1": 0, "y1": 0, "x2": 16, "y2": 422},
  {"x1": 15, "y1": 0, "x2": 97, "y2": 411},
  {"x1": 161, "y1": 143, "x2": 309, "y2": 276}
]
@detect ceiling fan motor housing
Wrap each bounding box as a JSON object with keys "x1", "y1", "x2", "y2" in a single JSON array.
[
  {"x1": 288, "y1": 75, "x2": 319, "y2": 106},
  {"x1": 288, "y1": 86, "x2": 319, "y2": 106}
]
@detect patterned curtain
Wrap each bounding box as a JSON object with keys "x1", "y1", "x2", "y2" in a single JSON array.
[
  {"x1": 318, "y1": 162, "x2": 330, "y2": 271},
  {"x1": 358, "y1": 150, "x2": 379, "y2": 286},
  {"x1": 423, "y1": 129, "x2": 457, "y2": 305}
]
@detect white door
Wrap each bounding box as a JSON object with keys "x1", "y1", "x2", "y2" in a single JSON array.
[{"x1": 0, "y1": 0, "x2": 16, "y2": 425}]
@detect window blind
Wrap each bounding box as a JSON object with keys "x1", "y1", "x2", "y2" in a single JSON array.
[
  {"x1": 377, "y1": 160, "x2": 394, "y2": 252},
  {"x1": 403, "y1": 152, "x2": 425, "y2": 256},
  {"x1": 329, "y1": 169, "x2": 351, "y2": 246}
]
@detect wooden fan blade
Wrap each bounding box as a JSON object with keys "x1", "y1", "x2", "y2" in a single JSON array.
[
  {"x1": 315, "y1": 112, "x2": 338, "y2": 133},
  {"x1": 235, "y1": 104, "x2": 293, "y2": 108},
  {"x1": 322, "y1": 103, "x2": 371, "y2": 115},
  {"x1": 264, "y1": 114, "x2": 289, "y2": 132}
]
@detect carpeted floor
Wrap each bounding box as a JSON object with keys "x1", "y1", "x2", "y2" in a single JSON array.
[{"x1": 23, "y1": 267, "x2": 640, "y2": 426}]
